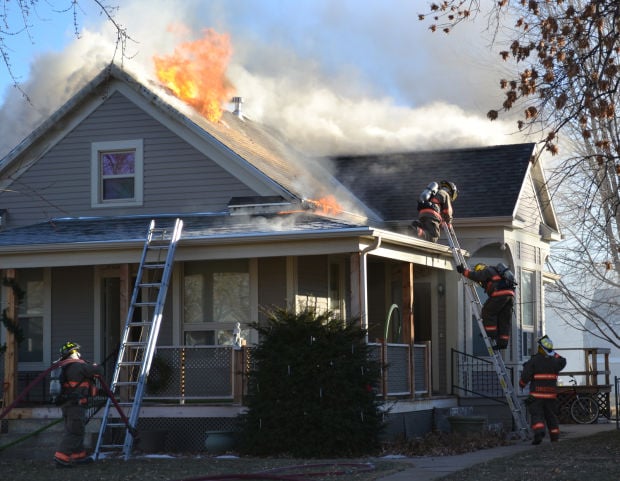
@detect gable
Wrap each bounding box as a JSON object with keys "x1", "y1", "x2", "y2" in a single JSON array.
[
  {"x1": 0, "y1": 91, "x2": 270, "y2": 228},
  {"x1": 515, "y1": 171, "x2": 545, "y2": 235}
]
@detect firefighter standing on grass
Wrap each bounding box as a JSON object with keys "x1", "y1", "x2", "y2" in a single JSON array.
[
  {"x1": 456, "y1": 262, "x2": 515, "y2": 350},
  {"x1": 54, "y1": 341, "x2": 103, "y2": 468},
  {"x1": 411, "y1": 180, "x2": 457, "y2": 243},
  {"x1": 519, "y1": 335, "x2": 566, "y2": 445}
]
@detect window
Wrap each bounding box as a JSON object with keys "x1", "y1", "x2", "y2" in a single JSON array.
[
  {"x1": 0, "y1": 268, "x2": 50, "y2": 369},
  {"x1": 91, "y1": 140, "x2": 143, "y2": 207},
  {"x1": 521, "y1": 270, "x2": 535, "y2": 328},
  {"x1": 520, "y1": 270, "x2": 536, "y2": 357},
  {"x1": 183, "y1": 260, "x2": 250, "y2": 346}
]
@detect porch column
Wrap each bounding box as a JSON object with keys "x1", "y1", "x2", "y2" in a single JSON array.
[
  {"x1": 401, "y1": 263, "x2": 414, "y2": 344},
  {"x1": 118, "y1": 264, "x2": 131, "y2": 400},
  {"x1": 2, "y1": 269, "x2": 18, "y2": 408}
]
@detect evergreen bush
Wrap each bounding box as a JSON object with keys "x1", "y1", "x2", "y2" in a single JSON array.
[{"x1": 237, "y1": 308, "x2": 385, "y2": 457}]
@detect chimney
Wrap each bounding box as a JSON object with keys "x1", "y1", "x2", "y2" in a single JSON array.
[{"x1": 232, "y1": 96, "x2": 244, "y2": 119}]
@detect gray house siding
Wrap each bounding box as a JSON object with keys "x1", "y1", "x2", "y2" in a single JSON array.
[
  {"x1": 257, "y1": 257, "x2": 288, "y2": 320},
  {"x1": 297, "y1": 255, "x2": 329, "y2": 310},
  {"x1": 0, "y1": 92, "x2": 259, "y2": 228},
  {"x1": 51, "y1": 266, "x2": 95, "y2": 359},
  {"x1": 516, "y1": 175, "x2": 543, "y2": 236}
]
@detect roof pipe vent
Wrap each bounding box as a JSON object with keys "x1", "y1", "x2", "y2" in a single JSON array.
[{"x1": 232, "y1": 96, "x2": 244, "y2": 119}]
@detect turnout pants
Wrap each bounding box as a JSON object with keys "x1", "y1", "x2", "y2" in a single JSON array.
[
  {"x1": 55, "y1": 402, "x2": 88, "y2": 463},
  {"x1": 481, "y1": 295, "x2": 514, "y2": 349},
  {"x1": 528, "y1": 397, "x2": 560, "y2": 441}
]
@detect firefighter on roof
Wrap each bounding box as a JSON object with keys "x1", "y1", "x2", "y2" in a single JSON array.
[
  {"x1": 54, "y1": 341, "x2": 103, "y2": 468},
  {"x1": 456, "y1": 262, "x2": 516, "y2": 350},
  {"x1": 519, "y1": 335, "x2": 566, "y2": 445},
  {"x1": 411, "y1": 180, "x2": 457, "y2": 243}
]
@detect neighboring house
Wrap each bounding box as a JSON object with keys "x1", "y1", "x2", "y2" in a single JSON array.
[{"x1": 0, "y1": 64, "x2": 560, "y2": 441}]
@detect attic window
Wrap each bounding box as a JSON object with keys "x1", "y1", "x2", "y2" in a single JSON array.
[{"x1": 91, "y1": 139, "x2": 143, "y2": 207}]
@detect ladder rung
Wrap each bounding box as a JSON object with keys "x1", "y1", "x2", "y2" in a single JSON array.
[
  {"x1": 96, "y1": 218, "x2": 183, "y2": 460},
  {"x1": 119, "y1": 361, "x2": 143, "y2": 366},
  {"x1": 106, "y1": 422, "x2": 130, "y2": 428}
]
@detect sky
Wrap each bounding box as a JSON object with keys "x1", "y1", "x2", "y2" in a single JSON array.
[{"x1": 0, "y1": 0, "x2": 528, "y2": 159}]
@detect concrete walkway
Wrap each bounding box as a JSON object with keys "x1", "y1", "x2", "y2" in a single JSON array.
[{"x1": 377, "y1": 421, "x2": 618, "y2": 481}]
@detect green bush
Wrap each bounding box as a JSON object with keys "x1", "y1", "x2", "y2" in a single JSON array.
[{"x1": 237, "y1": 308, "x2": 385, "y2": 457}]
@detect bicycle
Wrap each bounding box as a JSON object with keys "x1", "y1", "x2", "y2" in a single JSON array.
[{"x1": 568, "y1": 376, "x2": 599, "y2": 424}]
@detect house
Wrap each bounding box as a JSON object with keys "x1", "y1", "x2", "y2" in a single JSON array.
[{"x1": 0, "y1": 64, "x2": 560, "y2": 447}]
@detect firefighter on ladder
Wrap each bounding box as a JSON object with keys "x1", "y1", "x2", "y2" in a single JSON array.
[
  {"x1": 54, "y1": 341, "x2": 103, "y2": 468},
  {"x1": 456, "y1": 262, "x2": 515, "y2": 350},
  {"x1": 411, "y1": 180, "x2": 458, "y2": 243},
  {"x1": 519, "y1": 335, "x2": 567, "y2": 444}
]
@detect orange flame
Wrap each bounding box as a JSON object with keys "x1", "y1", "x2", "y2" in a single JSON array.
[
  {"x1": 307, "y1": 195, "x2": 344, "y2": 216},
  {"x1": 153, "y1": 28, "x2": 235, "y2": 122}
]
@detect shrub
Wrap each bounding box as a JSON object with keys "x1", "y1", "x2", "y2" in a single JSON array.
[{"x1": 237, "y1": 308, "x2": 384, "y2": 457}]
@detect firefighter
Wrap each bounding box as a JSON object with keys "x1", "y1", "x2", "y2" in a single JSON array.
[
  {"x1": 519, "y1": 335, "x2": 567, "y2": 444},
  {"x1": 411, "y1": 180, "x2": 457, "y2": 242},
  {"x1": 54, "y1": 341, "x2": 103, "y2": 468},
  {"x1": 456, "y1": 262, "x2": 515, "y2": 350}
]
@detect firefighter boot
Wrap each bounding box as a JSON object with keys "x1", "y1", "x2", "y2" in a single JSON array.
[{"x1": 532, "y1": 431, "x2": 545, "y2": 445}]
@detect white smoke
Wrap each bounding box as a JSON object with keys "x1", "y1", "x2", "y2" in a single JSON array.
[{"x1": 0, "y1": 0, "x2": 526, "y2": 159}]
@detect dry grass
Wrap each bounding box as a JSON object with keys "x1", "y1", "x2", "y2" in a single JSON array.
[{"x1": 0, "y1": 429, "x2": 618, "y2": 481}]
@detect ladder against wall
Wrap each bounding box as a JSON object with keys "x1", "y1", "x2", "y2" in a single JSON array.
[
  {"x1": 443, "y1": 223, "x2": 530, "y2": 441},
  {"x1": 94, "y1": 218, "x2": 183, "y2": 460}
]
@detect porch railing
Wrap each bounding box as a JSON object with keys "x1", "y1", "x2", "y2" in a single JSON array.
[
  {"x1": 1, "y1": 342, "x2": 432, "y2": 405},
  {"x1": 451, "y1": 348, "x2": 514, "y2": 402}
]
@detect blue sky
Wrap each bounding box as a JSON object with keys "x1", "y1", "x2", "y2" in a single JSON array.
[{"x1": 0, "y1": 0, "x2": 522, "y2": 158}]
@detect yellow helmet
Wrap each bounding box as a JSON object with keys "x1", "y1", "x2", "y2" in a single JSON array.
[
  {"x1": 474, "y1": 263, "x2": 486, "y2": 272},
  {"x1": 538, "y1": 335, "x2": 554, "y2": 355},
  {"x1": 440, "y1": 180, "x2": 458, "y2": 201},
  {"x1": 60, "y1": 341, "x2": 81, "y2": 358}
]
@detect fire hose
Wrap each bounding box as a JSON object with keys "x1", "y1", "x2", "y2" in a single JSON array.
[{"x1": 0, "y1": 359, "x2": 136, "y2": 450}]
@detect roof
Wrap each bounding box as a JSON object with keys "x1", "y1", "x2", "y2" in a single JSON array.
[
  {"x1": 0, "y1": 64, "x2": 377, "y2": 222},
  {"x1": 330, "y1": 143, "x2": 536, "y2": 221},
  {"x1": 0, "y1": 212, "x2": 370, "y2": 247}
]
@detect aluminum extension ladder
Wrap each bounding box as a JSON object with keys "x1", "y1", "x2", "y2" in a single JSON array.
[
  {"x1": 94, "y1": 218, "x2": 183, "y2": 460},
  {"x1": 443, "y1": 223, "x2": 530, "y2": 441}
]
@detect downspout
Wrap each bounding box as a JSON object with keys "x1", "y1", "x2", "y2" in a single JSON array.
[{"x1": 360, "y1": 236, "x2": 381, "y2": 342}]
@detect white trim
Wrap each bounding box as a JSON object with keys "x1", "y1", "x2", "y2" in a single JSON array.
[{"x1": 91, "y1": 139, "x2": 144, "y2": 208}]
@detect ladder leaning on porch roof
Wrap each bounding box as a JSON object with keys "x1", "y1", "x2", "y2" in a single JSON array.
[
  {"x1": 443, "y1": 223, "x2": 530, "y2": 441},
  {"x1": 94, "y1": 218, "x2": 183, "y2": 460}
]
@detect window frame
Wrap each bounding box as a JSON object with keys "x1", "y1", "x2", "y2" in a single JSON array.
[
  {"x1": 181, "y1": 260, "x2": 252, "y2": 346},
  {"x1": 0, "y1": 268, "x2": 51, "y2": 371},
  {"x1": 91, "y1": 139, "x2": 144, "y2": 207}
]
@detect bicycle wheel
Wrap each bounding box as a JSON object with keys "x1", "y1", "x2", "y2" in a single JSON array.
[{"x1": 569, "y1": 396, "x2": 599, "y2": 424}]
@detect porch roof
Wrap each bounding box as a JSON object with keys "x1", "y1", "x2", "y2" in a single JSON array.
[
  {"x1": 0, "y1": 212, "x2": 454, "y2": 269},
  {"x1": 0, "y1": 212, "x2": 369, "y2": 246}
]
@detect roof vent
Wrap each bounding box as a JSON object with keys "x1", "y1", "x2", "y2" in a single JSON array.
[{"x1": 232, "y1": 96, "x2": 244, "y2": 119}]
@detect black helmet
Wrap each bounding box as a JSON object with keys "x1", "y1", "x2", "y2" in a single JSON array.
[
  {"x1": 60, "y1": 341, "x2": 81, "y2": 358},
  {"x1": 440, "y1": 180, "x2": 458, "y2": 201}
]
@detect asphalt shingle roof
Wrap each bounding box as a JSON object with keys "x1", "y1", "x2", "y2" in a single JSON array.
[
  {"x1": 0, "y1": 212, "x2": 369, "y2": 247},
  {"x1": 331, "y1": 143, "x2": 536, "y2": 221}
]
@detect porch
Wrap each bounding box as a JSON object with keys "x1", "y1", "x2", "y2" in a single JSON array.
[{"x1": 1, "y1": 342, "x2": 432, "y2": 407}]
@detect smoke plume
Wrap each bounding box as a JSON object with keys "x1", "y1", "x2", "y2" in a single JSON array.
[{"x1": 0, "y1": 0, "x2": 524, "y2": 159}]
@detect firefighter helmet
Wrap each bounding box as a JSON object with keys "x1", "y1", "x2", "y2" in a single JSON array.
[
  {"x1": 474, "y1": 263, "x2": 486, "y2": 272},
  {"x1": 60, "y1": 341, "x2": 81, "y2": 358},
  {"x1": 440, "y1": 180, "x2": 458, "y2": 201},
  {"x1": 537, "y1": 335, "x2": 554, "y2": 355}
]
